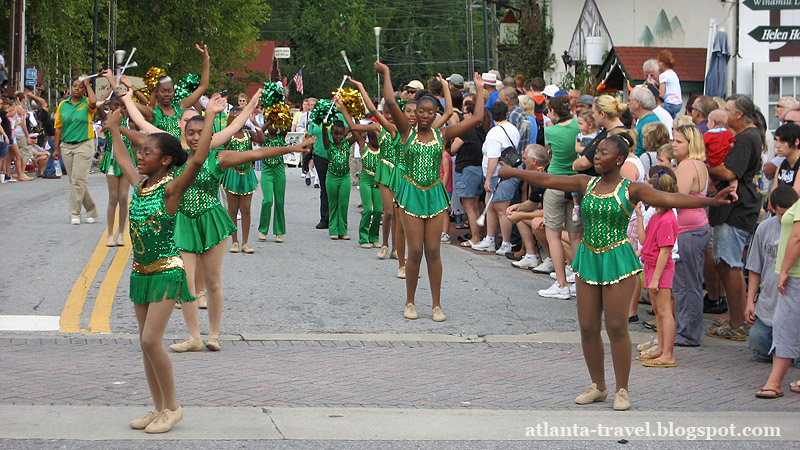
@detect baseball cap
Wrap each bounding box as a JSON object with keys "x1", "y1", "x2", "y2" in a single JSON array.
[
  {"x1": 554, "y1": 90, "x2": 568, "y2": 97},
  {"x1": 577, "y1": 95, "x2": 595, "y2": 106},
  {"x1": 543, "y1": 84, "x2": 559, "y2": 98},
  {"x1": 446, "y1": 73, "x2": 464, "y2": 88},
  {"x1": 403, "y1": 80, "x2": 424, "y2": 91}
]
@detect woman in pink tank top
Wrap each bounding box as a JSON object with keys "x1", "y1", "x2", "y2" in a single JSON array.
[{"x1": 670, "y1": 124, "x2": 711, "y2": 346}]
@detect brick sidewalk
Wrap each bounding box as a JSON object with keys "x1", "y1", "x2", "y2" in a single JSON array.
[{"x1": 2, "y1": 337, "x2": 798, "y2": 412}]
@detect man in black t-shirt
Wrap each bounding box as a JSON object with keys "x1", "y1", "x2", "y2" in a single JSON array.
[{"x1": 707, "y1": 94, "x2": 764, "y2": 340}]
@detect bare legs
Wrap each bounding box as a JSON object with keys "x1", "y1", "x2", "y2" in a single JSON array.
[
  {"x1": 177, "y1": 241, "x2": 226, "y2": 342},
  {"x1": 105, "y1": 175, "x2": 130, "y2": 245},
  {"x1": 134, "y1": 298, "x2": 180, "y2": 412},
  {"x1": 226, "y1": 191, "x2": 253, "y2": 247},
  {"x1": 394, "y1": 204, "x2": 406, "y2": 269},
  {"x1": 648, "y1": 287, "x2": 676, "y2": 364},
  {"x1": 715, "y1": 262, "x2": 746, "y2": 328},
  {"x1": 459, "y1": 196, "x2": 481, "y2": 245},
  {"x1": 400, "y1": 211, "x2": 443, "y2": 309},
  {"x1": 575, "y1": 275, "x2": 637, "y2": 392},
  {"x1": 177, "y1": 251, "x2": 203, "y2": 343}
]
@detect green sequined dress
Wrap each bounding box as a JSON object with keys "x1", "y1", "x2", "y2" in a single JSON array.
[
  {"x1": 152, "y1": 104, "x2": 183, "y2": 139},
  {"x1": 261, "y1": 136, "x2": 286, "y2": 170},
  {"x1": 221, "y1": 134, "x2": 258, "y2": 195},
  {"x1": 129, "y1": 175, "x2": 194, "y2": 304},
  {"x1": 394, "y1": 128, "x2": 449, "y2": 218},
  {"x1": 375, "y1": 128, "x2": 400, "y2": 190},
  {"x1": 99, "y1": 117, "x2": 136, "y2": 176},
  {"x1": 174, "y1": 151, "x2": 237, "y2": 253},
  {"x1": 571, "y1": 177, "x2": 643, "y2": 285},
  {"x1": 361, "y1": 142, "x2": 380, "y2": 177}
]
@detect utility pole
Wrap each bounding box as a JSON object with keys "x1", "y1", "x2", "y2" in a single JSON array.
[
  {"x1": 482, "y1": 1, "x2": 490, "y2": 72},
  {"x1": 467, "y1": 0, "x2": 474, "y2": 77},
  {"x1": 407, "y1": 32, "x2": 413, "y2": 81},
  {"x1": 92, "y1": 0, "x2": 98, "y2": 89},
  {"x1": 491, "y1": 2, "x2": 499, "y2": 75}
]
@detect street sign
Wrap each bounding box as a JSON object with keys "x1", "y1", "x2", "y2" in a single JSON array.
[
  {"x1": 743, "y1": 0, "x2": 800, "y2": 11},
  {"x1": 274, "y1": 47, "x2": 291, "y2": 59},
  {"x1": 25, "y1": 68, "x2": 37, "y2": 86},
  {"x1": 748, "y1": 26, "x2": 800, "y2": 42}
]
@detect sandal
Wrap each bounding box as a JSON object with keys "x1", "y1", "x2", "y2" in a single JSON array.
[
  {"x1": 755, "y1": 388, "x2": 783, "y2": 399},
  {"x1": 642, "y1": 359, "x2": 676, "y2": 368},
  {"x1": 455, "y1": 223, "x2": 470, "y2": 229},
  {"x1": 460, "y1": 240, "x2": 478, "y2": 248},
  {"x1": 790, "y1": 380, "x2": 800, "y2": 394}
]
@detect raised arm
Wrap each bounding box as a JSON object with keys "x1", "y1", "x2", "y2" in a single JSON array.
[
  {"x1": 375, "y1": 62, "x2": 409, "y2": 139},
  {"x1": 25, "y1": 90, "x2": 48, "y2": 110},
  {"x1": 105, "y1": 108, "x2": 144, "y2": 188},
  {"x1": 120, "y1": 89, "x2": 162, "y2": 134},
  {"x1": 120, "y1": 74, "x2": 151, "y2": 104},
  {"x1": 99, "y1": 70, "x2": 117, "y2": 103},
  {"x1": 209, "y1": 92, "x2": 260, "y2": 148},
  {"x1": 218, "y1": 136, "x2": 315, "y2": 169},
  {"x1": 248, "y1": 111, "x2": 266, "y2": 144},
  {"x1": 320, "y1": 119, "x2": 332, "y2": 149},
  {"x1": 165, "y1": 96, "x2": 222, "y2": 211},
  {"x1": 349, "y1": 76, "x2": 395, "y2": 135},
  {"x1": 498, "y1": 164, "x2": 590, "y2": 194},
  {"x1": 178, "y1": 44, "x2": 210, "y2": 110},
  {"x1": 440, "y1": 73, "x2": 484, "y2": 140},
  {"x1": 84, "y1": 77, "x2": 97, "y2": 110},
  {"x1": 630, "y1": 181, "x2": 734, "y2": 209},
  {"x1": 432, "y1": 74, "x2": 453, "y2": 129}
]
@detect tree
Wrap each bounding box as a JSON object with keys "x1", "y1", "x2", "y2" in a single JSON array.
[{"x1": 504, "y1": 0, "x2": 554, "y2": 78}]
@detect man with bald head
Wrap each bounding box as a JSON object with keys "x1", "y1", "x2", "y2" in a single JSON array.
[{"x1": 690, "y1": 95, "x2": 717, "y2": 134}]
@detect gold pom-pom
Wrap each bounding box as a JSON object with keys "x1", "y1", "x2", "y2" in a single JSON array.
[
  {"x1": 135, "y1": 67, "x2": 166, "y2": 103},
  {"x1": 333, "y1": 87, "x2": 366, "y2": 120},
  {"x1": 265, "y1": 103, "x2": 291, "y2": 130}
]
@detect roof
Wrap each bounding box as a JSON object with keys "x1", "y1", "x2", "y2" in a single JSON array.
[{"x1": 597, "y1": 46, "x2": 707, "y2": 93}]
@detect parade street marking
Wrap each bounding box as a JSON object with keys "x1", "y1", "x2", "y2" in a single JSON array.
[
  {"x1": 0, "y1": 315, "x2": 60, "y2": 331},
  {"x1": 88, "y1": 231, "x2": 132, "y2": 333},
  {"x1": 59, "y1": 229, "x2": 112, "y2": 333}
]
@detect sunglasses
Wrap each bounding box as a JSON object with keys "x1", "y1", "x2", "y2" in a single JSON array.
[
  {"x1": 784, "y1": 120, "x2": 796, "y2": 124},
  {"x1": 406, "y1": 89, "x2": 417, "y2": 94}
]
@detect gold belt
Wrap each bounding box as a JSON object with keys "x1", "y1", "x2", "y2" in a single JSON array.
[
  {"x1": 580, "y1": 237, "x2": 630, "y2": 253},
  {"x1": 133, "y1": 256, "x2": 184, "y2": 274},
  {"x1": 231, "y1": 165, "x2": 253, "y2": 175}
]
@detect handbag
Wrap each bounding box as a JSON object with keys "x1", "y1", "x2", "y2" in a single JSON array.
[{"x1": 498, "y1": 125, "x2": 522, "y2": 168}]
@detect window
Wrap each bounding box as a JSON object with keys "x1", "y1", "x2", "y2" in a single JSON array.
[{"x1": 768, "y1": 75, "x2": 800, "y2": 130}]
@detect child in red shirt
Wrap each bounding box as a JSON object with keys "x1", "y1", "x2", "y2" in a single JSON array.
[{"x1": 703, "y1": 109, "x2": 736, "y2": 167}]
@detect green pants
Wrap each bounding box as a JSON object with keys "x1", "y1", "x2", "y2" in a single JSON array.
[
  {"x1": 359, "y1": 172, "x2": 382, "y2": 244},
  {"x1": 326, "y1": 172, "x2": 350, "y2": 236},
  {"x1": 258, "y1": 165, "x2": 286, "y2": 235}
]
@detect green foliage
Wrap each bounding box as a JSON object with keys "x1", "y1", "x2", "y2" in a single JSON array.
[
  {"x1": 504, "y1": 0, "x2": 555, "y2": 78},
  {"x1": 559, "y1": 60, "x2": 596, "y2": 94}
]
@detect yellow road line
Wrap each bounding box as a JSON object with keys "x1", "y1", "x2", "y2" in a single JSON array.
[
  {"x1": 59, "y1": 229, "x2": 112, "y2": 333},
  {"x1": 89, "y1": 231, "x2": 132, "y2": 333}
]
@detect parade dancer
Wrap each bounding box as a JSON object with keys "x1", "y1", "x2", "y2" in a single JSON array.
[
  {"x1": 498, "y1": 136, "x2": 734, "y2": 411},
  {"x1": 376, "y1": 62, "x2": 484, "y2": 322},
  {"x1": 221, "y1": 107, "x2": 266, "y2": 253},
  {"x1": 321, "y1": 114, "x2": 364, "y2": 240},
  {"x1": 105, "y1": 96, "x2": 221, "y2": 434},
  {"x1": 129, "y1": 44, "x2": 210, "y2": 139},
  {"x1": 258, "y1": 120, "x2": 288, "y2": 243}
]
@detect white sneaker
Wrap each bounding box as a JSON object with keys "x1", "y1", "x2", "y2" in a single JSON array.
[
  {"x1": 538, "y1": 282, "x2": 572, "y2": 300},
  {"x1": 532, "y1": 257, "x2": 554, "y2": 273},
  {"x1": 85, "y1": 217, "x2": 96, "y2": 224},
  {"x1": 512, "y1": 255, "x2": 540, "y2": 269},
  {"x1": 471, "y1": 238, "x2": 495, "y2": 252},
  {"x1": 440, "y1": 233, "x2": 450, "y2": 243},
  {"x1": 70, "y1": 218, "x2": 80, "y2": 225},
  {"x1": 550, "y1": 265, "x2": 576, "y2": 283},
  {"x1": 569, "y1": 283, "x2": 577, "y2": 297},
  {"x1": 495, "y1": 242, "x2": 513, "y2": 255}
]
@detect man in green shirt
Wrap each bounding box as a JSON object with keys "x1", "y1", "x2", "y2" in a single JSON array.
[{"x1": 54, "y1": 77, "x2": 99, "y2": 224}]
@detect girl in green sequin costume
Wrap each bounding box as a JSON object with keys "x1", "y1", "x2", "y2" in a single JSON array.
[
  {"x1": 128, "y1": 44, "x2": 210, "y2": 140},
  {"x1": 221, "y1": 107, "x2": 266, "y2": 253},
  {"x1": 376, "y1": 62, "x2": 485, "y2": 322},
  {"x1": 97, "y1": 71, "x2": 136, "y2": 247},
  {"x1": 321, "y1": 116, "x2": 365, "y2": 239},
  {"x1": 498, "y1": 136, "x2": 735, "y2": 411},
  {"x1": 258, "y1": 121, "x2": 288, "y2": 242},
  {"x1": 105, "y1": 95, "x2": 222, "y2": 434}
]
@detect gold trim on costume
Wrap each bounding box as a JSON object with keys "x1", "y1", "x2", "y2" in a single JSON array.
[
  {"x1": 379, "y1": 158, "x2": 395, "y2": 168},
  {"x1": 402, "y1": 175, "x2": 441, "y2": 191},
  {"x1": 223, "y1": 187, "x2": 257, "y2": 196},
  {"x1": 231, "y1": 165, "x2": 254, "y2": 175},
  {"x1": 137, "y1": 174, "x2": 173, "y2": 196},
  {"x1": 132, "y1": 211, "x2": 164, "y2": 255},
  {"x1": 580, "y1": 237, "x2": 631, "y2": 253},
  {"x1": 133, "y1": 256, "x2": 184, "y2": 274},
  {"x1": 362, "y1": 169, "x2": 375, "y2": 176},
  {"x1": 587, "y1": 177, "x2": 625, "y2": 199},
  {"x1": 397, "y1": 203, "x2": 448, "y2": 219},
  {"x1": 572, "y1": 267, "x2": 642, "y2": 286}
]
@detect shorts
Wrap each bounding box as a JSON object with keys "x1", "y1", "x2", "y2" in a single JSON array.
[
  {"x1": 713, "y1": 223, "x2": 751, "y2": 268},
  {"x1": 18, "y1": 139, "x2": 33, "y2": 162},
  {"x1": 770, "y1": 277, "x2": 800, "y2": 359},
  {"x1": 543, "y1": 188, "x2": 583, "y2": 233},
  {"x1": 489, "y1": 176, "x2": 521, "y2": 203},
  {"x1": 454, "y1": 165, "x2": 484, "y2": 198},
  {"x1": 644, "y1": 261, "x2": 674, "y2": 289},
  {"x1": 0, "y1": 142, "x2": 7, "y2": 159}
]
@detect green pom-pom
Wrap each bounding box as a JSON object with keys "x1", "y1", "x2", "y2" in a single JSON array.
[
  {"x1": 309, "y1": 99, "x2": 334, "y2": 126},
  {"x1": 260, "y1": 82, "x2": 285, "y2": 109},
  {"x1": 173, "y1": 73, "x2": 200, "y2": 104},
  {"x1": 397, "y1": 96, "x2": 408, "y2": 112}
]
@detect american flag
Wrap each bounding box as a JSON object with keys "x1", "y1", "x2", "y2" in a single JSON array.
[{"x1": 293, "y1": 70, "x2": 304, "y2": 95}]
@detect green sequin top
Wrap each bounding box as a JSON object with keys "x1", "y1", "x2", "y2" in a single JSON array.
[
  {"x1": 175, "y1": 151, "x2": 225, "y2": 218},
  {"x1": 327, "y1": 142, "x2": 350, "y2": 177},
  {"x1": 580, "y1": 177, "x2": 634, "y2": 252},
  {"x1": 361, "y1": 143, "x2": 380, "y2": 176},
  {"x1": 225, "y1": 134, "x2": 254, "y2": 173},
  {"x1": 400, "y1": 127, "x2": 443, "y2": 190},
  {"x1": 130, "y1": 175, "x2": 181, "y2": 269},
  {"x1": 152, "y1": 104, "x2": 184, "y2": 139},
  {"x1": 262, "y1": 136, "x2": 285, "y2": 169},
  {"x1": 103, "y1": 117, "x2": 131, "y2": 152},
  {"x1": 378, "y1": 128, "x2": 400, "y2": 167}
]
